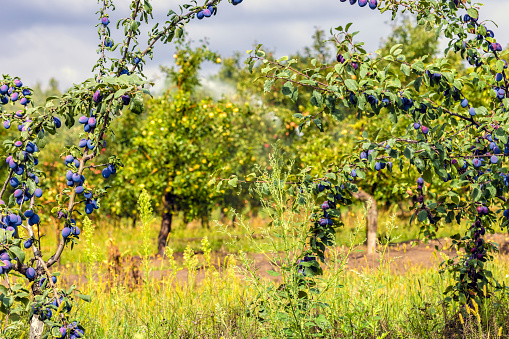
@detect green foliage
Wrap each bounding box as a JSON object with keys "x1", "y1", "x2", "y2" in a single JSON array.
[
  {"x1": 240, "y1": 0, "x2": 509, "y2": 308},
  {"x1": 219, "y1": 148, "x2": 359, "y2": 338},
  {"x1": 0, "y1": 0, "x2": 246, "y2": 336},
  {"x1": 105, "y1": 40, "x2": 271, "y2": 233},
  {"x1": 138, "y1": 189, "x2": 154, "y2": 281}
]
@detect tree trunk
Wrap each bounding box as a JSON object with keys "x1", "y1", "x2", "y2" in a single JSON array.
[
  {"x1": 157, "y1": 192, "x2": 174, "y2": 256},
  {"x1": 29, "y1": 316, "x2": 44, "y2": 339},
  {"x1": 29, "y1": 276, "x2": 44, "y2": 338},
  {"x1": 201, "y1": 214, "x2": 209, "y2": 229},
  {"x1": 353, "y1": 189, "x2": 378, "y2": 254},
  {"x1": 132, "y1": 215, "x2": 137, "y2": 228},
  {"x1": 231, "y1": 214, "x2": 236, "y2": 228}
]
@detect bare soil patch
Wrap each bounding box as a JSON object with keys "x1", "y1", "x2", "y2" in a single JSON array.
[{"x1": 60, "y1": 233, "x2": 509, "y2": 287}]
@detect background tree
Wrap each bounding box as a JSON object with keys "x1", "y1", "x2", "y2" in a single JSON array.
[
  {"x1": 217, "y1": 20, "x2": 448, "y2": 252},
  {"x1": 107, "y1": 39, "x2": 272, "y2": 254}
]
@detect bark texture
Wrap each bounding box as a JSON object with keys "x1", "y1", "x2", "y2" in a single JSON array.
[
  {"x1": 157, "y1": 192, "x2": 174, "y2": 256},
  {"x1": 29, "y1": 314, "x2": 44, "y2": 339},
  {"x1": 353, "y1": 189, "x2": 378, "y2": 254}
]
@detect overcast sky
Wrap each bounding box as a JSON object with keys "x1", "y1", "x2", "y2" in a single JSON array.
[{"x1": 1, "y1": 0, "x2": 507, "y2": 93}]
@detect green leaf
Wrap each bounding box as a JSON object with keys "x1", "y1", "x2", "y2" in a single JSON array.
[
  {"x1": 403, "y1": 146, "x2": 414, "y2": 160},
  {"x1": 390, "y1": 44, "x2": 403, "y2": 54},
  {"x1": 9, "y1": 246, "x2": 24, "y2": 264},
  {"x1": 401, "y1": 64, "x2": 411, "y2": 76},
  {"x1": 313, "y1": 119, "x2": 323, "y2": 132},
  {"x1": 357, "y1": 170, "x2": 365, "y2": 179},
  {"x1": 467, "y1": 8, "x2": 478, "y2": 19},
  {"x1": 45, "y1": 96, "x2": 60, "y2": 102},
  {"x1": 417, "y1": 210, "x2": 428, "y2": 222},
  {"x1": 325, "y1": 172, "x2": 336, "y2": 180},
  {"x1": 207, "y1": 178, "x2": 216, "y2": 187},
  {"x1": 114, "y1": 88, "x2": 128, "y2": 99},
  {"x1": 496, "y1": 60, "x2": 505, "y2": 73},
  {"x1": 344, "y1": 79, "x2": 358, "y2": 92},
  {"x1": 411, "y1": 60, "x2": 425, "y2": 72},
  {"x1": 266, "y1": 270, "x2": 281, "y2": 277},
  {"x1": 215, "y1": 181, "x2": 223, "y2": 193},
  {"x1": 227, "y1": 177, "x2": 238, "y2": 188},
  {"x1": 263, "y1": 79, "x2": 274, "y2": 93},
  {"x1": 413, "y1": 77, "x2": 423, "y2": 92},
  {"x1": 310, "y1": 91, "x2": 323, "y2": 107},
  {"x1": 75, "y1": 293, "x2": 91, "y2": 302},
  {"x1": 472, "y1": 187, "x2": 481, "y2": 201},
  {"x1": 423, "y1": 168, "x2": 433, "y2": 182}
]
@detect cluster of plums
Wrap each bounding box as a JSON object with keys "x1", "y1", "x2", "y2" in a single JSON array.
[
  {"x1": 78, "y1": 111, "x2": 99, "y2": 133},
  {"x1": 425, "y1": 70, "x2": 443, "y2": 86},
  {"x1": 316, "y1": 183, "x2": 343, "y2": 228},
  {"x1": 0, "y1": 78, "x2": 31, "y2": 106},
  {"x1": 413, "y1": 122, "x2": 429, "y2": 135},
  {"x1": 67, "y1": 123, "x2": 117, "y2": 217},
  {"x1": 196, "y1": 5, "x2": 215, "y2": 19},
  {"x1": 55, "y1": 321, "x2": 84, "y2": 339},
  {"x1": 359, "y1": 150, "x2": 392, "y2": 172},
  {"x1": 0, "y1": 251, "x2": 14, "y2": 275},
  {"x1": 464, "y1": 19, "x2": 505, "y2": 65},
  {"x1": 476, "y1": 205, "x2": 489, "y2": 215},
  {"x1": 466, "y1": 220, "x2": 487, "y2": 265},
  {"x1": 339, "y1": 0, "x2": 378, "y2": 10},
  {"x1": 92, "y1": 90, "x2": 131, "y2": 107},
  {"x1": 319, "y1": 200, "x2": 335, "y2": 227},
  {"x1": 61, "y1": 217, "x2": 81, "y2": 240},
  {"x1": 196, "y1": 0, "x2": 243, "y2": 18},
  {"x1": 459, "y1": 12, "x2": 505, "y2": 77},
  {"x1": 0, "y1": 87, "x2": 70, "y2": 284},
  {"x1": 4, "y1": 110, "x2": 61, "y2": 133},
  {"x1": 494, "y1": 84, "x2": 507, "y2": 100},
  {"x1": 336, "y1": 54, "x2": 359, "y2": 71},
  {"x1": 32, "y1": 288, "x2": 69, "y2": 323},
  {"x1": 2, "y1": 130, "x2": 46, "y2": 248},
  {"x1": 64, "y1": 158, "x2": 102, "y2": 216}
]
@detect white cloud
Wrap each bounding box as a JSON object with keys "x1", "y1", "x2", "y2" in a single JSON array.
[{"x1": 0, "y1": 0, "x2": 507, "y2": 91}]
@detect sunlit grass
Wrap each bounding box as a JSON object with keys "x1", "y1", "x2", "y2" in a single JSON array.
[
  {"x1": 34, "y1": 203, "x2": 480, "y2": 268},
  {"x1": 31, "y1": 209, "x2": 508, "y2": 338}
]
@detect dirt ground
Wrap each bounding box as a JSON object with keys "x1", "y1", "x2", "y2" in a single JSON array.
[{"x1": 60, "y1": 233, "x2": 509, "y2": 287}]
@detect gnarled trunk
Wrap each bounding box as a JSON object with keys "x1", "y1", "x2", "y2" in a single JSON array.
[
  {"x1": 353, "y1": 189, "x2": 378, "y2": 254},
  {"x1": 29, "y1": 316, "x2": 44, "y2": 339},
  {"x1": 157, "y1": 192, "x2": 174, "y2": 256},
  {"x1": 29, "y1": 274, "x2": 44, "y2": 338}
]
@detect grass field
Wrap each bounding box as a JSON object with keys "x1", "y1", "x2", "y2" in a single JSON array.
[
  {"x1": 35, "y1": 206, "x2": 472, "y2": 266},
  {"x1": 17, "y1": 205, "x2": 509, "y2": 338}
]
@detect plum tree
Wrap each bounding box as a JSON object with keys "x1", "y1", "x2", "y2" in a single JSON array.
[
  {"x1": 218, "y1": 21, "x2": 455, "y2": 253},
  {"x1": 240, "y1": 0, "x2": 509, "y2": 307},
  {"x1": 0, "y1": 0, "x2": 252, "y2": 337}
]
